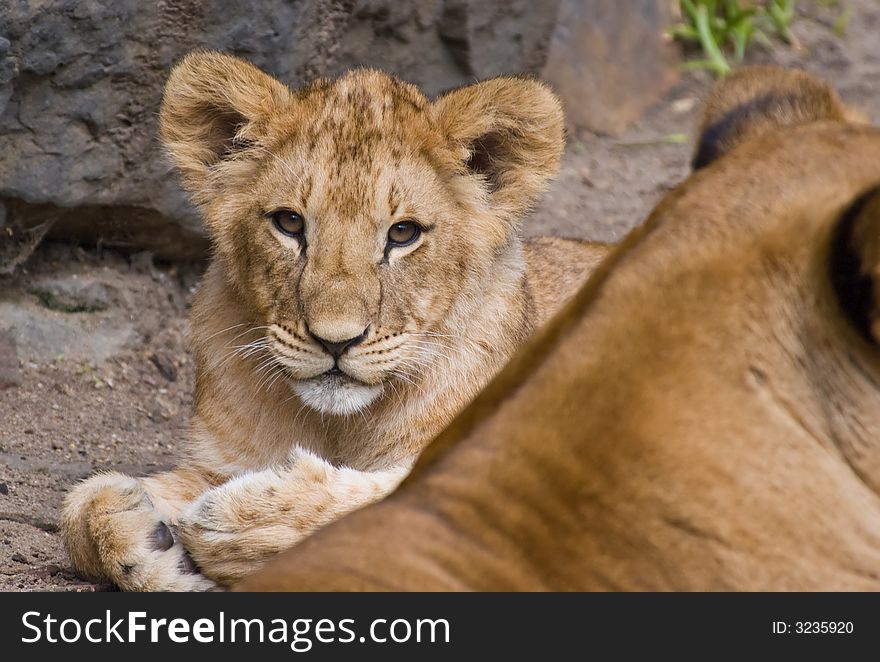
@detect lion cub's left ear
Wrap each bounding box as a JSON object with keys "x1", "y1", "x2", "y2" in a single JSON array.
[{"x1": 431, "y1": 77, "x2": 565, "y2": 222}]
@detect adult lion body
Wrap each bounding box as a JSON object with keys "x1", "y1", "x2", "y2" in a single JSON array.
[
  {"x1": 60, "y1": 53, "x2": 607, "y2": 590},
  {"x1": 239, "y1": 68, "x2": 880, "y2": 591}
]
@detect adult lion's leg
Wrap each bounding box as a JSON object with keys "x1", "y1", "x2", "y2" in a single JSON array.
[
  {"x1": 61, "y1": 467, "x2": 217, "y2": 591},
  {"x1": 176, "y1": 448, "x2": 410, "y2": 585}
]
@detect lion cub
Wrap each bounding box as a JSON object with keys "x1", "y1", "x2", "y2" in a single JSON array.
[{"x1": 60, "y1": 52, "x2": 608, "y2": 590}]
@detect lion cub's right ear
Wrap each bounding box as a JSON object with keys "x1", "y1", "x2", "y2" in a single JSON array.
[
  {"x1": 693, "y1": 66, "x2": 868, "y2": 170},
  {"x1": 160, "y1": 51, "x2": 292, "y2": 198}
]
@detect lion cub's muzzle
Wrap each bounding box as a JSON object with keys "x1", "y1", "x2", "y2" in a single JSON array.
[{"x1": 267, "y1": 321, "x2": 423, "y2": 415}]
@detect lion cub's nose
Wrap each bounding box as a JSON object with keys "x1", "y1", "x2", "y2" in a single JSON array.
[{"x1": 307, "y1": 325, "x2": 369, "y2": 359}]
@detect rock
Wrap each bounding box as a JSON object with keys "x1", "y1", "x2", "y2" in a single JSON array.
[
  {"x1": 0, "y1": 452, "x2": 94, "y2": 483},
  {"x1": 320, "y1": 0, "x2": 560, "y2": 87},
  {"x1": 31, "y1": 564, "x2": 63, "y2": 579},
  {"x1": 303, "y1": 1, "x2": 468, "y2": 95},
  {"x1": 0, "y1": 482, "x2": 8, "y2": 495},
  {"x1": 151, "y1": 395, "x2": 179, "y2": 421},
  {"x1": 149, "y1": 352, "x2": 178, "y2": 382},
  {"x1": 11, "y1": 553, "x2": 28, "y2": 564},
  {"x1": 0, "y1": 213, "x2": 52, "y2": 275},
  {"x1": 578, "y1": 166, "x2": 593, "y2": 186},
  {"x1": 672, "y1": 97, "x2": 698, "y2": 115},
  {"x1": 0, "y1": 301, "x2": 134, "y2": 362},
  {"x1": 460, "y1": 0, "x2": 561, "y2": 78},
  {"x1": 0, "y1": 0, "x2": 309, "y2": 259},
  {"x1": 129, "y1": 251, "x2": 157, "y2": 277},
  {"x1": 29, "y1": 275, "x2": 126, "y2": 313},
  {"x1": 542, "y1": 0, "x2": 679, "y2": 135},
  {"x1": 0, "y1": 329, "x2": 21, "y2": 389}
]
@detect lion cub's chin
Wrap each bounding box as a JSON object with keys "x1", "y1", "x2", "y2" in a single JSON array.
[{"x1": 290, "y1": 374, "x2": 384, "y2": 416}]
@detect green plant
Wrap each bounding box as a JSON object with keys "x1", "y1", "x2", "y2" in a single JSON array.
[{"x1": 670, "y1": 1, "x2": 814, "y2": 77}]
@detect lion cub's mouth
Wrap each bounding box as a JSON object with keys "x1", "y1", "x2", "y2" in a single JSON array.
[{"x1": 288, "y1": 368, "x2": 384, "y2": 416}]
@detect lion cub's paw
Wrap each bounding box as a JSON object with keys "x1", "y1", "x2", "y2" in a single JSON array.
[
  {"x1": 61, "y1": 472, "x2": 216, "y2": 592},
  {"x1": 175, "y1": 471, "x2": 304, "y2": 585}
]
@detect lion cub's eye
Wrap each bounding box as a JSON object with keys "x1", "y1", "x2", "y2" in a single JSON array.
[
  {"x1": 268, "y1": 210, "x2": 305, "y2": 238},
  {"x1": 387, "y1": 220, "x2": 421, "y2": 248}
]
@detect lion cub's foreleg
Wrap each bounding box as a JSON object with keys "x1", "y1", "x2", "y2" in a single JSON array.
[
  {"x1": 175, "y1": 447, "x2": 409, "y2": 585},
  {"x1": 61, "y1": 468, "x2": 217, "y2": 591}
]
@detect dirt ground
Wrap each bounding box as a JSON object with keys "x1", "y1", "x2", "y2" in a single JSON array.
[{"x1": 2, "y1": 0, "x2": 879, "y2": 591}]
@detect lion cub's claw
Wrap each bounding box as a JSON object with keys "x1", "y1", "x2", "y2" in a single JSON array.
[
  {"x1": 151, "y1": 521, "x2": 175, "y2": 551},
  {"x1": 178, "y1": 548, "x2": 201, "y2": 575}
]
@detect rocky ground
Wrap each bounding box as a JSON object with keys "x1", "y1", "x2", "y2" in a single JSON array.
[{"x1": 2, "y1": 0, "x2": 879, "y2": 591}]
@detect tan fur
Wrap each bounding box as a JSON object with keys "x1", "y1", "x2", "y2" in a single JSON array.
[
  {"x1": 60, "y1": 52, "x2": 609, "y2": 590},
  {"x1": 238, "y1": 67, "x2": 880, "y2": 592},
  {"x1": 692, "y1": 65, "x2": 869, "y2": 169},
  {"x1": 524, "y1": 237, "x2": 610, "y2": 321}
]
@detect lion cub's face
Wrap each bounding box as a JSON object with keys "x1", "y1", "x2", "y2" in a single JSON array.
[
  {"x1": 230, "y1": 81, "x2": 476, "y2": 415},
  {"x1": 161, "y1": 53, "x2": 563, "y2": 415}
]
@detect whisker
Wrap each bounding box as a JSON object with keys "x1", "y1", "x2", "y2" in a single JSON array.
[
  {"x1": 264, "y1": 363, "x2": 290, "y2": 393},
  {"x1": 213, "y1": 340, "x2": 273, "y2": 375},
  {"x1": 202, "y1": 322, "x2": 248, "y2": 343},
  {"x1": 391, "y1": 367, "x2": 430, "y2": 399},
  {"x1": 406, "y1": 332, "x2": 458, "y2": 338},
  {"x1": 254, "y1": 358, "x2": 285, "y2": 392},
  {"x1": 224, "y1": 327, "x2": 271, "y2": 350},
  {"x1": 290, "y1": 400, "x2": 310, "y2": 429}
]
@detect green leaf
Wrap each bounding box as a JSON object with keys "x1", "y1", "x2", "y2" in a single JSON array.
[{"x1": 695, "y1": 4, "x2": 731, "y2": 76}]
